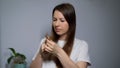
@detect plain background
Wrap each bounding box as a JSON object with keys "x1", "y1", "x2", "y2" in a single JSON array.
[{"x1": 0, "y1": 0, "x2": 120, "y2": 68}]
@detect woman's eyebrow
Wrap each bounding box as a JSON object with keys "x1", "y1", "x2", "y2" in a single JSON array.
[
  {"x1": 53, "y1": 16, "x2": 65, "y2": 20},
  {"x1": 59, "y1": 18, "x2": 65, "y2": 19}
]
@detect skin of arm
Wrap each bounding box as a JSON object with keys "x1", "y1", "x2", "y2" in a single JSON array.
[
  {"x1": 56, "y1": 46, "x2": 88, "y2": 68},
  {"x1": 44, "y1": 39, "x2": 88, "y2": 68},
  {"x1": 30, "y1": 44, "x2": 44, "y2": 68}
]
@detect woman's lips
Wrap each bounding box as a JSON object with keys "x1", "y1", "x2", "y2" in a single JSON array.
[{"x1": 55, "y1": 29, "x2": 61, "y2": 32}]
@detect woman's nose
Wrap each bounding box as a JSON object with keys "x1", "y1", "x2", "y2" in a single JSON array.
[{"x1": 54, "y1": 21, "x2": 60, "y2": 26}]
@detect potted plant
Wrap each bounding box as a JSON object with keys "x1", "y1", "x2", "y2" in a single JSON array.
[{"x1": 7, "y1": 48, "x2": 27, "y2": 68}]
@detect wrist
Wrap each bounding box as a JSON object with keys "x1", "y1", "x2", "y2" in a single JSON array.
[{"x1": 56, "y1": 47, "x2": 63, "y2": 57}]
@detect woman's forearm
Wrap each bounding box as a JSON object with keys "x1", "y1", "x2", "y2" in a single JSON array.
[
  {"x1": 30, "y1": 53, "x2": 42, "y2": 68},
  {"x1": 56, "y1": 48, "x2": 79, "y2": 68}
]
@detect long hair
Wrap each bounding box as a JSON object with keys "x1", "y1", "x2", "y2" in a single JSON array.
[{"x1": 51, "y1": 3, "x2": 76, "y2": 68}]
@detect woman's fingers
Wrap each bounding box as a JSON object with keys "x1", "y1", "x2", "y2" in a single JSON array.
[
  {"x1": 46, "y1": 39, "x2": 55, "y2": 46},
  {"x1": 41, "y1": 41, "x2": 53, "y2": 53},
  {"x1": 42, "y1": 38, "x2": 59, "y2": 54},
  {"x1": 44, "y1": 45, "x2": 53, "y2": 52},
  {"x1": 41, "y1": 43, "x2": 46, "y2": 52}
]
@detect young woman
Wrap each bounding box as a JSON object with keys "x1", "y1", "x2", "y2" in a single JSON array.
[{"x1": 30, "y1": 3, "x2": 91, "y2": 68}]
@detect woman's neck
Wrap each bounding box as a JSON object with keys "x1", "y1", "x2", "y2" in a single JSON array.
[{"x1": 59, "y1": 34, "x2": 67, "y2": 40}]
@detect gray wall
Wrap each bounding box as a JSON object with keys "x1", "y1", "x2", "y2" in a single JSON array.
[
  {"x1": 0, "y1": 0, "x2": 120, "y2": 68},
  {"x1": 0, "y1": 0, "x2": 2, "y2": 66}
]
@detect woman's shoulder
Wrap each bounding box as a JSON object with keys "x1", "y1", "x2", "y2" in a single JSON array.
[
  {"x1": 74, "y1": 38, "x2": 88, "y2": 44},
  {"x1": 74, "y1": 38, "x2": 88, "y2": 47}
]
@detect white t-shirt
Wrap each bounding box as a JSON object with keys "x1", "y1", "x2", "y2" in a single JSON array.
[{"x1": 32, "y1": 38, "x2": 91, "y2": 68}]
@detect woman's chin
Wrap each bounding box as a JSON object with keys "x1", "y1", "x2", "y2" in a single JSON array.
[{"x1": 56, "y1": 32, "x2": 62, "y2": 35}]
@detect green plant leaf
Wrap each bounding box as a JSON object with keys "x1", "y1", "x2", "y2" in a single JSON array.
[
  {"x1": 7, "y1": 48, "x2": 27, "y2": 64},
  {"x1": 7, "y1": 56, "x2": 14, "y2": 64},
  {"x1": 16, "y1": 53, "x2": 26, "y2": 60},
  {"x1": 8, "y1": 48, "x2": 16, "y2": 56}
]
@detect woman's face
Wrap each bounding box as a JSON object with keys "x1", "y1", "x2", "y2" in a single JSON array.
[{"x1": 52, "y1": 10, "x2": 69, "y2": 38}]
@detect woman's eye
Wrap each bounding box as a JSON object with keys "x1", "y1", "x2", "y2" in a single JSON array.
[
  {"x1": 53, "y1": 18, "x2": 57, "y2": 21},
  {"x1": 61, "y1": 19, "x2": 65, "y2": 22}
]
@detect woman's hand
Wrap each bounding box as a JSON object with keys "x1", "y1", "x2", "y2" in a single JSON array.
[{"x1": 43, "y1": 38, "x2": 61, "y2": 56}]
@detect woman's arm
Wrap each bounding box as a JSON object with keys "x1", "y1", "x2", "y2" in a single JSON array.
[
  {"x1": 30, "y1": 53, "x2": 43, "y2": 68},
  {"x1": 56, "y1": 47, "x2": 88, "y2": 68},
  {"x1": 30, "y1": 42, "x2": 46, "y2": 68},
  {"x1": 44, "y1": 39, "x2": 88, "y2": 68},
  {"x1": 30, "y1": 38, "x2": 47, "y2": 68}
]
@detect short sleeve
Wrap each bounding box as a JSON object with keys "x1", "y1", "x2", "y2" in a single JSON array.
[
  {"x1": 76, "y1": 41, "x2": 91, "y2": 65},
  {"x1": 32, "y1": 38, "x2": 46, "y2": 60}
]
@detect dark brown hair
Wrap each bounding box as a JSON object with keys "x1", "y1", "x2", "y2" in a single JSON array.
[{"x1": 51, "y1": 3, "x2": 76, "y2": 68}]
